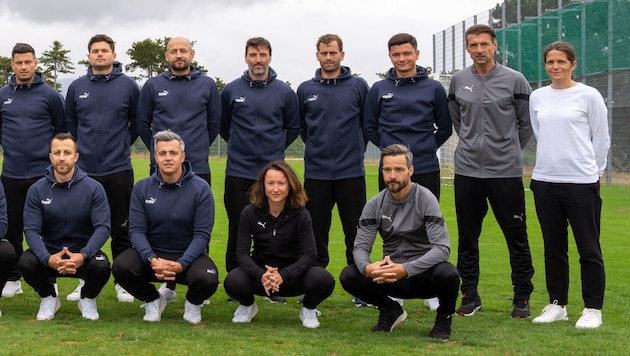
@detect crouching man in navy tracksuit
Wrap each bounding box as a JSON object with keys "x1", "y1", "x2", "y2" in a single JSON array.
[
  {"x1": 113, "y1": 130, "x2": 219, "y2": 324},
  {"x1": 19, "y1": 133, "x2": 111, "y2": 321},
  {"x1": 0, "y1": 182, "x2": 17, "y2": 318}
]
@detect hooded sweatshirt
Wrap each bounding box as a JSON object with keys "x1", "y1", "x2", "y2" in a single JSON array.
[
  {"x1": 65, "y1": 62, "x2": 139, "y2": 176},
  {"x1": 365, "y1": 66, "x2": 452, "y2": 174},
  {"x1": 0, "y1": 73, "x2": 66, "y2": 179},
  {"x1": 129, "y1": 161, "x2": 214, "y2": 270},
  {"x1": 220, "y1": 68, "x2": 299, "y2": 180},
  {"x1": 297, "y1": 66, "x2": 368, "y2": 180},
  {"x1": 137, "y1": 66, "x2": 221, "y2": 175},
  {"x1": 23, "y1": 166, "x2": 111, "y2": 265}
]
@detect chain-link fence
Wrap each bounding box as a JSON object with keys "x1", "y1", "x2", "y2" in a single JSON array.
[{"x1": 433, "y1": 0, "x2": 630, "y2": 185}]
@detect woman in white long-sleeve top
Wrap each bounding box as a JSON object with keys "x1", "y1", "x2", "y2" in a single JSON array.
[{"x1": 529, "y1": 41, "x2": 610, "y2": 329}]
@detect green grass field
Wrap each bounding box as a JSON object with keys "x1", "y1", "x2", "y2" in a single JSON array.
[{"x1": 1, "y1": 158, "x2": 628, "y2": 355}]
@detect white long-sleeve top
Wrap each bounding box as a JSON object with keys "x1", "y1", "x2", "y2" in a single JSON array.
[{"x1": 529, "y1": 83, "x2": 610, "y2": 183}]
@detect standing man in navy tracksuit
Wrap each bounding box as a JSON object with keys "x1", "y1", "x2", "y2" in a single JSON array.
[
  {"x1": 136, "y1": 37, "x2": 221, "y2": 300},
  {"x1": 137, "y1": 36, "x2": 221, "y2": 184},
  {"x1": 365, "y1": 33, "x2": 452, "y2": 199},
  {"x1": 297, "y1": 34, "x2": 368, "y2": 287},
  {"x1": 220, "y1": 37, "x2": 299, "y2": 298},
  {"x1": 0, "y1": 43, "x2": 66, "y2": 298},
  {"x1": 365, "y1": 33, "x2": 451, "y2": 310},
  {"x1": 66, "y1": 34, "x2": 139, "y2": 303}
]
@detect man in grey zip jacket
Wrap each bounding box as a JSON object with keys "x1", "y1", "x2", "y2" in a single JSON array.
[
  {"x1": 447, "y1": 24, "x2": 534, "y2": 319},
  {"x1": 340, "y1": 144, "x2": 459, "y2": 340}
]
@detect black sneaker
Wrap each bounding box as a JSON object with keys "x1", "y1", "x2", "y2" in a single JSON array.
[
  {"x1": 371, "y1": 303, "x2": 407, "y2": 332},
  {"x1": 456, "y1": 294, "x2": 482, "y2": 316},
  {"x1": 511, "y1": 298, "x2": 531, "y2": 319},
  {"x1": 429, "y1": 313, "x2": 452, "y2": 340}
]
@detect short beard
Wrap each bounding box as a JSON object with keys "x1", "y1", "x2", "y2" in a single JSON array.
[{"x1": 386, "y1": 179, "x2": 409, "y2": 194}]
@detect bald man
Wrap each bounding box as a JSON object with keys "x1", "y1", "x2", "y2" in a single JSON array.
[
  {"x1": 137, "y1": 37, "x2": 221, "y2": 301},
  {"x1": 137, "y1": 37, "x2": 221, "y2": 185}
]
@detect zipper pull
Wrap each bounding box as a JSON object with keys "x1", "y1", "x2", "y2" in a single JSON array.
[{"x1": 273, "y1": 229, "x2": 276, "y2": 237}]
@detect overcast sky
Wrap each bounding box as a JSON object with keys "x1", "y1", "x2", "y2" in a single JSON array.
[{"x1": 0, "y1": 0, "x2": 500, "y2": 88}]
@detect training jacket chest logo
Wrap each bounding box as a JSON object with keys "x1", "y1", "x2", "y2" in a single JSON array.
[
  {"x1": 235, "y1": 96, "x2": 246, "y2": 103},
  {"x1": 157, "y1": 90, "x2": 169, "y2": 97},
  {"x1": 464, "y1": 85, "x2": 474, "y2": 93},
  {"x1": 307, "y1": 94, "x2": 318, "y2": 102},
  {"x1": 79, "y1": 92, "x2": 90, "y2": 99},
  {"x1": 257, "y1": 221, "x2": 266, "y2": 229},
  {"x1": 381, "y1": 214, "x2": 393, "y2": 223},
  {"x1": 41, "y1": 198, "x2": 53, "y2": 205},
  {"x1": 2, "y1": 98, "x2": 13, "y2": 105},
  {"x1": 144, "y1": 197, "x2": 157, "y2": 204},
  {"x1": 382, "y1": 93, "x2": 394, "y2": 100}
]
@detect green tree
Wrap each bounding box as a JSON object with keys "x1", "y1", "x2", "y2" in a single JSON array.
[
  {"x1": 125, "y1": 37, "x2": 168, "y2": 80},
  {"x1": 39, "y1": 40, "x2": 75, "y2": 91},
  {"x1": 78, "y1": 59, "x2": 90, "y2": 70},
  {"x1": 0, "y1": 56, "x2": 12, "y2": 85},
  {"x1": 375, "y1": 72, "x2": 387, "y2": 79},
  {"x1": 214, "y1": 77, "x2": 227, "y2": 90}
]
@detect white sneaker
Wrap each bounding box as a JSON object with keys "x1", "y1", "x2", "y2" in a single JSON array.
[
  {"x1": 183, "y1": 300, "x2": 203, "y2": 324},
  {"x1": 37, "y1": 295, "x2": 61, "y2": 321},
  {"x1": 424, "y1": 297, "x2": 440, "y2": 311},
  {"x1": 54, "y1": 283, "x2": 59, "y2": 296},
  {"x1": 575, "y1": 308, "x2": 602, "y2": 329},
  {"x1": 299, "y1": 307, "x2": 321, "y2": 328},
  {"x1": 141, "y1": 296, "x2": 167, "y2": 322},
  {"x1": 232, "y1": 303, "x2": 258, "y2": 323},
  {"x1": 158, "y1": 283, "x2": 177, "y2": 302},
  {"x1": 66, "y1": 279, "x2": 85, "y2": 301},
  {"x1": 532, "y1": 302, "x2": 568, "y2": 323},
  {"x1": 2, "y1": 280, "x2": 23, "y2": 298},
  {"x1": 389, "y1": 296, "x2": 404, "y2": 306},
  {"x1": 115, "y1": 284, "x2": 134, "y2": 303},
  {"x1": 78, "y1": 298, "x2": 99, "y2": 320}
]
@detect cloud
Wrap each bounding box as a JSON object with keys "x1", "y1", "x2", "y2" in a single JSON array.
[{"x1": 0, "y1": 0, "x2": 276, "y2": 25}]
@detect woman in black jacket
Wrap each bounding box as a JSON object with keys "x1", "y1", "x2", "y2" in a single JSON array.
[{"x1": 224, "y1": 160, "x2": 335, "y2": 328}]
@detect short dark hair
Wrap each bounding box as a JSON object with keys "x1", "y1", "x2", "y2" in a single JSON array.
[
  {"x1": 380, "y1": 144, "x2": 413, "y2": 168},
  {"x1": 465, "y1": 24, "x2": 496, "y2": 44},
  {"x1": 388, "y1": 33, "x2": 417, "y2": 51},
  {"x1": 88, "y1": 34, "x2": 115, "y2": 52},
  {"x1": 12, "y1": 43, "x2": 35, "y2": 59},
  {"x1": 153, "y1": 129, "x2": 185, "y2": 152},
  {"x1": 245, "y1": 37, "x2": 272, "y2": 56},
  {"x1": 250, "y1": 160, "x2": 307, "y2": 210},
  {"x1": 316, "y1": 34, "x2": 343, "y2": 52},
  {"x1": 50, "y1": 132, "x2": 78, "y2": 152},
  {"x1": 543, "y1": 41, "x2": 576, "y2": 63}
]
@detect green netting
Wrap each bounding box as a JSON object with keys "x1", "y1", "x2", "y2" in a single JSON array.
[{"x1": 496, "y1": 0, "x2": 630, "y2": 82}]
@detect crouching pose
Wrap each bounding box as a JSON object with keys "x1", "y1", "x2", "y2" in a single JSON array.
[
  {"x1": 224, "y1": 161, "x2": 335, "y2": 328},
  {"x1": 0, "y1": 182, "x2": 16, "y2": 317},
  {"x1": 340, "y1": 144, "x2": 460, "y2": 340},
  {"x1": 112, "y1": 130, "x2": 219, "y2": 324},
  {"x1": 19, "y1": 133, "x2": 111, "y2": 321}
]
